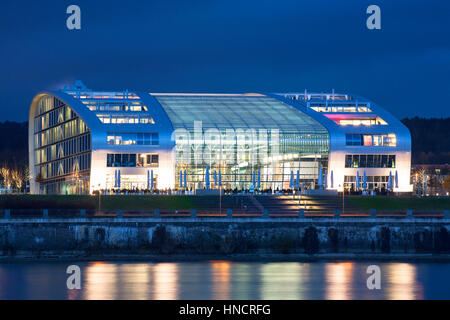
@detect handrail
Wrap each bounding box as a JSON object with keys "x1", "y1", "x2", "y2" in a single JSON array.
[{"x1": 1, "y1": 208, "x2": 449, "y2": 219}]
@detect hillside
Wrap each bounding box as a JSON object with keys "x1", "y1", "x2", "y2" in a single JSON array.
[
  {"x1": 401, "y1": 117, "x2": 450, "y2": 164},
  {"x1": 0, "y1": 121, "x2": 28, "y2": 168}
]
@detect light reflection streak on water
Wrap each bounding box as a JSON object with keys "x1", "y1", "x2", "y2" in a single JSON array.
[
  {"x1": 84, "y1": 262, "x2": 118, "y2": 300},
  {"x1": 260, "y1": 262, "x2": 305, "y2": 300},
  {"x1": 82, "y1": 262, "x2": 177, "y2": 300},
  {"x1": 325, "y1": 262, "x2": 354, "y2": 300},
  {"x1": 229, "y1": 263, "x2": 258, "y2": 300},
  {"x1": 153, "y1": 263, "x2": 179, "y2": 300},
  {"x1": 0, "y1": 261, "x2": 438, "y2": 300},
  {"x1": 385, "y1": 263, "x2": 422, "y2": 300},
  {"x1": 117, "y1": 264, "x2": 151, "y2": 300},
  {"x1": 210, "y1": 261, "x2": 231, "y2": 300}
]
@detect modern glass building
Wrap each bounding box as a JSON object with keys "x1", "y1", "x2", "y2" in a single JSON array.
[{"x1": 28, "y1": 81, "x2": 412, "y2": 194}]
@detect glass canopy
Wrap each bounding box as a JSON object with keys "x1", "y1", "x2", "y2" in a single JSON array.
[{"x1": 154, "y1": 94, "x2": 328, "y2": 133}]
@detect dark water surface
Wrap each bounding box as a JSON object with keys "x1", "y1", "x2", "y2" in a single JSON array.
[{"x1": 0, "y1": 261, "x2": 449, "y2": 300}]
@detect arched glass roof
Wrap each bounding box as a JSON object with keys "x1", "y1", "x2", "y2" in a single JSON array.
[{"x1": 153, "y1": 94, "x2": 328, "y2": 133}]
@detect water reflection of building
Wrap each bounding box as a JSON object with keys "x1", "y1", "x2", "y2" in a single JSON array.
[
  {"x1": 116, "y1": 264, "x2": 151, "y2": 300},
  {"x1": 152, "y1": 263, "x2": 179, "y2": 300},
  {"x1": 211, "y1": 261, "x2": 231, "y2": 300},
  {"x1": 84, "y1": 262, "x2": 118, "y2": 300},
  {"x1": 83, "y1": 262, "x2": 178, "y2": 300},
  {"x1": 260, "y1": 263, "x2": 306, "y2": 300},
  {"x1": 73, "y1": 261, "x2": 426, "y2": 300},
  {"x1": 228, "y1": 263, "x2": 258, "y2": 300},
  {"x1": 385, "y1": 263, "x2": 423, "y2": 300},
  {"x1": 325, "y1": 262, "x2": 354, "y2": 300}
]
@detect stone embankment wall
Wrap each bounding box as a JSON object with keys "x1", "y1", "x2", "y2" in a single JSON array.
[{"x1": 0, "y1": 217, "x2": 449, "y2": 257}]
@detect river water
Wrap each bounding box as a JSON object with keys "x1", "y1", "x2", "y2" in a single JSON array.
[{"x1": 0, "y1": 261, "x2": 448, "y2": 300}]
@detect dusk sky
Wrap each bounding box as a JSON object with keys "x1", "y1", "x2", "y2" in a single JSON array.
[{"x1": 1, "y1": 0, "x2": 449, "y2": 121}]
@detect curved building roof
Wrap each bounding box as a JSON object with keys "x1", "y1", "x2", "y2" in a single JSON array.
[
  {"x1": 33, "y1": 88, "x2": 331, "y2": 138},
  {"x1": 152, "y1": 94, "x2": 329, "y2": 134}
]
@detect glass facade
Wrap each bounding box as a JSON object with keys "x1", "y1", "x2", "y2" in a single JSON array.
[
  {"x1": 345, "y1": 133, "x2": 397, "y2": 147},
  {"x1": 344, "y1": 175, "x2": 390, "y2": 190},
  {"x1": 96, "y1": 114, "x2": 154, "y2": 124},
  {"x1": 155, "y1": 95, "x2": 329, "y2": 190},
  {"x1": 82, "y1": 100, "x2": 148, "y2": 112},
  {"x1": 105, "y1": 173, "x2": 157, "y2": 190},
  {"x1": 332, "y1": 117, "x2": 388, "y2": 126},
  {"x1": 107, "y1": 132, "x2": 159, "y2": 145},
  {"x1": 345, "y1": 154, "x2": 396, "y2": 168},
  {"x1": 64, "y1": 90, "x2": 155, "y2": 125},
  {"x1": 107, "y1": 153, "x2": 159, "y2": 167},
  {"x1": 34, "y1": 95, "x2": 91, "y2": 194},
  {"x1": 311, "y1": 105, "x2": 372, "y2": 113}
]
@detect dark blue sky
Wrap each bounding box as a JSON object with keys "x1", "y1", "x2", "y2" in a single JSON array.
[{"x1": 1, "y1": 0, "x2": 449, "y2": 121}]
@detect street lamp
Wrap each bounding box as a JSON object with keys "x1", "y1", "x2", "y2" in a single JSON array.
[
  {"x1": 339, "y1": 184, "x2": 344, "y2": 214},
  {"x1": 97, "y1": 183, "x2": 101, "y2": 212},
  {"x1": 414, "y1": 172, "x2": 419, "y2": 196}
]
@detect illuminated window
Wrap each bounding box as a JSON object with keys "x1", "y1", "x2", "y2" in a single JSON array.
[
  {"x1": 363, "y1": 135, "x2": 373, "y2": 146},
  {"x1": 345, "y1": 134, "x2": 363, "y2": 146},
  {"x1": 106, "y1": 154, "x2": 136, "y2": 167},
  {"x1": 332, "y1": 117, "x2": 388, "y2": 126},
  {"x1": 96, "y1": 114, "x2": 154, "y2": 124},
  {"x1": 345, "y1": 154, "x2": 396, "y2": 168},
  {"x1": 34, "y1": 96, "x2": 91, "y2": 194},
  {"x1": 385, "y1": 133, "x2": 397, "y2": 146},
  {"x1": 107, "y1": 153, "x2": 159, "y2": 167},
  {"x1": 107, "y1": 132, "x2": 159, "y2": 145},
  {"x1": 146, "y1": 154, "x2": 159, "y2": 166},
  {"x1": 344, "y1": 175, "x2": 390, "y2": 190},
  {"x1": 155, "y1": 94, "x2": 329, "y2": 190},
  {"x1": 310, "y1": 104, "x2": 372, "y2": 113},
  {"x1": 373, "y1": 135, "x2": 382, "y2": 146},
  {"x1": 345, "y1": 133, "x2": 396, "y2": 147}
]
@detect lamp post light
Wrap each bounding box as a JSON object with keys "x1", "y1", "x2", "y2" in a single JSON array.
[
  {"x1": 98, "y1": 183, "x2": 101, "y2": 212},
  {"x1": 219, "y1": 183, "x2": 222, "y2": 215},
  {"x1": 415, "y1": 172, "x2": 419, "y2": 197},
  {"x1": 218, "y1": 166, "x2": 222, "y2": 215},
  {"x1": 74, "y1": 170, "x2": 80, "y2": 195}
]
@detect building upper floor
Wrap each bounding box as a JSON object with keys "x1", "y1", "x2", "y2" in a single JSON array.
[{"x1": 29, "y1": 81, "x2": 411, "y2": 156}]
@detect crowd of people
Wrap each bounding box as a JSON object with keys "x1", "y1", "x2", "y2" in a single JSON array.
[{"x1": 92, "y1": 186, "x2": 318, "y2": 196}]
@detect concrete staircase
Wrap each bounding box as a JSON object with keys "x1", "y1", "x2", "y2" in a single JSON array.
[
  {"x1": 158, "y1": 195, "x2": 360, "y2": 216},
  {"x1": 253, "y1": 195, "x2": 360, "y2": 215}
]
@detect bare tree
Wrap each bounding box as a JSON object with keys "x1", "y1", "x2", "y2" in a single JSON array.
[
  {"x1": 23, "y1": 166, "x2": 30, "y2": 193},
  {"x1": 12, "y1": 167, "x2": 29, "y2": 192},
  {"x1": 10, "y1": 169, "x2": 21, "y2": 191},
  {"x1": 0, "y1": 166, "x2": 12, "y2": 189},
  {"x1": 415, "y1": 167, "x2": 429, "y2": 184}
]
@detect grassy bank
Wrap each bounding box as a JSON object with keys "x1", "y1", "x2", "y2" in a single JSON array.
[
  {"x1": 0, "y1": 194, "x2": 449, "y2": 211},
  {"x1": 349, "y1": 196, "x2": 450, "y2": 211},
  {"x1": 0, "y1": 195, "x2": 223, "y2": 210},
  {"x1": 0, "y1": 195, "x2": 97, "y2": 209}
]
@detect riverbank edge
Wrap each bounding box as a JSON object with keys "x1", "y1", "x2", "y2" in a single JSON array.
[{"x1": 1, "y1": 253, "x2": 450, "y2": 263}]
